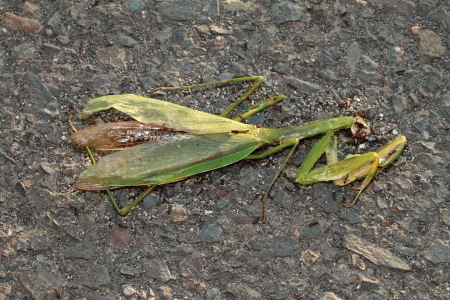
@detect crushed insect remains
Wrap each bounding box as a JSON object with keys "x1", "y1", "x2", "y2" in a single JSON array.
[{"x1": 71, "y1": 76, "x2": 406, "y2": 220}]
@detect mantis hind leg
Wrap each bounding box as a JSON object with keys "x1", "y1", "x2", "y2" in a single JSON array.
[
  {"x1": 247, "y1": 138, "x2": 300, "y2": 222},
  {"x1": 233, "y1": 94, "x2": 285, "y2": 122},
  {"x1": 148, "y1": 76, "x2": 285, "y2": 121},
  {"x1": 110, "y1": 185, "x2": 157, "y2": 216}
]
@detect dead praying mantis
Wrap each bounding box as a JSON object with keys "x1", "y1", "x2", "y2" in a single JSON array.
[{"x1": 70, "y1": 76, "x2": 406, "y2": 220}]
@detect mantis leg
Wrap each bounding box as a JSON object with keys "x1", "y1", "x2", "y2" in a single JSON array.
[
  {"x1": 232, "y1": 94, "x2": 286, "y2": 122},
  {"x1": 295, "y1": 132, "x2": 334, "y2": 179},
  {"x1": 109, "y1": 185, "x2": 157, "y2": 216},
  {"x1": 261, "y1": 139, "x2": 299, "y2": 221},
  {"x1": 149, "y1": 76, "x2": 265, "y2": 117},
  {"x1": 243, "y1": 138, "x2": 300, "y2": 221},
  {"x1": 295, "y1": 135, "x2": 406, "y2": 208},
  {"x1": 149, "y1": 76, "x2": 285, "y2": 119},
  {"x1": 245, "y1": 138, "x2": 299, "y2": 159},
  {"x1": 219, "y1": 76, "x2": 265, "y2": 117}
]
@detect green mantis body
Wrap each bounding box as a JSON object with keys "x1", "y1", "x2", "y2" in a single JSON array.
[{"x1": 71, "y1": 76, "x2": 406, "y2": 218}]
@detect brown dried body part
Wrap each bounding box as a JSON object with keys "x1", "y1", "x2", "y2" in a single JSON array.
[
  {"x1": 70, "y1": 121, "x2": 180, "y2": 151},
  {"x1": 351, "y1": 113, "x2": 371, "y2": 141}
]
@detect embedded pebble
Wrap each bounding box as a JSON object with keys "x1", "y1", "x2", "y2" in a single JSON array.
[
  {"x1": 122, "y1": 284, "x2": 138, "y2": 297},
  {"x1": 158, "y1": 286, "x2": 173, "y2": 299},
  {"x1": 344, "y1": 235, "x2": 411, "y2": 270},
  {"x1": 18, "y1": 264, "x2": 65, "y2": 299},
  {"x1": 77, "y1": 264, "x2": 111, "y2": 288},
  {"x1": 194, "y1": 225, "x2": 222, "y2": 243},
  {"x1": 156, "y1": 0, "x2": 199, "y2": 21},
  {"x1": 19, "y1": 2, "x2": 40, "y2": 16},
  {"x1": 12, "y1": 43, "x2": 36, "y2": 60},
  {"x1": 226, "y1": 283, "x2": 262, "y2": 300},
  {"x1": 143, "y1": 259, "x2": 174, "y2": 283},
  {"x1": 424, "y1": 240, "x2": 450, "y2": 264},
  {"x1": 96, "y1": 46, "x2": 127, "y2": 67},
  {"x1": 319, "y1": 292, "x2": 343, "y2": 300},
  {"x1": 1, "y1": 12, "x2": 43, "y2": 33},
  {"x1": 419, "y1": 29, "x2": 446, "y2": 58},
  {"x1": 120, "y1": 264, "x2": 142, "y2": 278},
  {"x1": 271, "y1": 2, "x2": 305, "y2": 24}
]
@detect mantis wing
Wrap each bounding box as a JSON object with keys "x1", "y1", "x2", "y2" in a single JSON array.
[
  {"x1": 79, "y1": 94, "x2": 254, "y2": 134},
  {"x1": 75, "y1": 132, "x2": 262, "y2": 190},
  {"x1": 70, "y1": 121, "x2": 179, "y2": 151}
]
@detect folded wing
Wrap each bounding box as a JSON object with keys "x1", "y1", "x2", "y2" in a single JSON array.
[
  {"x1": 79, "y1": 94, "x2": 254, "y2": 134},
  {"x1": 75, "y1": 133, "x2": 262, "y2": 190}
]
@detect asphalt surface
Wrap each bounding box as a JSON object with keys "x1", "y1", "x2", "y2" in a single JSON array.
[{"x1": 0, "y1": 1, "x2": 449, "y2": 299}]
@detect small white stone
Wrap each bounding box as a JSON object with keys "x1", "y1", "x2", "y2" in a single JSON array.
[{"x1": 122, "y1": 284, "x2": 137, "y2": 297}]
